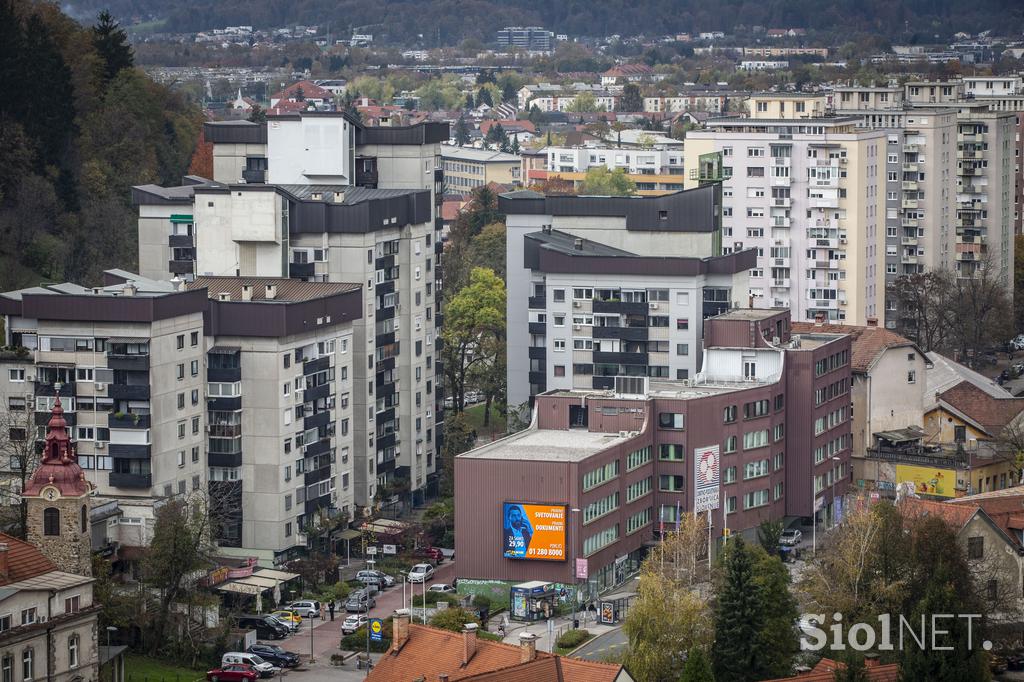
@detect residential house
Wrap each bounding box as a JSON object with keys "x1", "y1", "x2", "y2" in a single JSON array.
[
  {"x1": 269, "y1": 80, "x2": 335, "y2": 109},
  {"x1": 763, "y1": 657, "x2": 897, "y2": 681}
]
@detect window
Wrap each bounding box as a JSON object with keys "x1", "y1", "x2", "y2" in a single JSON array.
[
  {"x1": 907, "y1": 370, "x2": 916, "y2": 384},
  {"x1": 191, "y1": 359, "x2": 199, "y2": 376},
  {"x1": 192, "y1": 446, "x2": 200, "y2": 463},
  {"x1": 627, "y1": 446, "x2": 652, "y2": 470},
  {"x1": 583, "y1": 492, "x2": 619, "y2": 524},
  {"x1": 64, "y1": 595, "x2": 80, "y2": 614},
  {"x1": 676, "y1": 343, "x2": 689, "y2": 356},
  {"x1": 659, "y1": 444, "x2": 684, "y2": 461},
  {"x1": 68, "y1": 636, "x2": 79, "y2": 668},
  {"x1": 967, "y1": 536, "x2": 984, "y2": 559},
  {"x1": 20, "y1": 608, "x2": 35, "y2": 626},
  {"x1": 627, "y1": 477, "x2": 652, "y2": 502},
  {"x1": 743, "y1": 489, "x2": 770, "y2": 509},
  {"x1": 583, "y1": 461, "x2": 619, "y2": 490},
  {"x1": 743, "y1": 429, "x2": 769, "y2": 450},
  {"x1": 658, "y1": 413, "x2": 684, "y2": 430},
  {"x1": 192, "y1": 416, "x2": 200, "y2": 434},
  {"x1": 22, "y1": 648, "x2": 32, "y2": 682},
  {"x1": 1, "y1": 654, "x2": 10, "y2": 682},
  {"x1": 553, "y1": 365, "x2": 566, "y2": 377},
  {"x1": 583, "y1": 524, "x2": 619, "y2": 556},
  {"x1": 553, "y1": 289, "x2": 566, "y2": 302},
  {"x1": 676, "y1": 318, "x2": 689, "y2": 330},
  {"x1": 43, "y1": 508, "x2": 59, "y2": 536},
  {"x1": 176, "y1": 334, "x2": 185, "y2": 349},
  {"x1": 553, "y1": 339, "x2": 566, "y2": 351},
  {"x1": 724, "y1": 435, "x2": 738, "y2": 453},
  {"x1": 8, "y1": 370, "x2": 24, "y2": 382},
  {"x1": 177, "y1": 393, "x2": 185, "y2": 410},
  {"x1": 723, "y1": 406, "x2": 737, "y2": 423},
  {"x1": 554, "y1": 314, "x2": 565, "y2": 326},
  {"x1": 191, "y1": 331, "x2": 199, "y2": 346},
  {"x1": 744, "y1": 459, "x2": 769, "y2": 480},
  {"x1": 743, "y1": 399, "x2": 769, "y2": 419},
  {"x1": 176, "y1": 363, "x2": 185, "y2": 380}
]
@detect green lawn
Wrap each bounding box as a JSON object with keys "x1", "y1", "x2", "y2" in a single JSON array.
[
  {"x1": 553, "y1": 631, "x2": 594, "y2": 656},
  {"x1": 460, "y1": 402, "x2": 507, "y2": 438},
  {"x1": 122, "y1": 654, "x2": 206, "y2": 682}
]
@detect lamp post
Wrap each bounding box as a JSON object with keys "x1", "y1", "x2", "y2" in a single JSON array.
[
  {"x1": 569, "y1": 508, "x2": 581, "y2": 629},
  {"x1": 105, "y1": 627, "x2": 117, "y2": 682},
  {"x1": 830, "y1": 455, "x2": 841, "y2": 530}
]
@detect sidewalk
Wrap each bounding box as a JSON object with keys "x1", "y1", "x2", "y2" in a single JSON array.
[{"x1": 485, "y1": 609, "x2": 621, "y2": 653}]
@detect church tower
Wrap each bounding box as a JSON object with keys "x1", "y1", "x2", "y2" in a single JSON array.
[{"x1": 23, "y1": 395, "x2": 94, "y2": 577}]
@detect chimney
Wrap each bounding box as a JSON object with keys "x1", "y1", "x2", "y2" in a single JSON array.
[
  {"x1": 461, "y1": 623, "x2": 478, "y2": 666},
  {"x1": 519, "y1": 632, "x2": 537, "y2": 663},
  {"x1": 0, "y1": 543, "x2": 9, "y2": 582},
  {"x1": 393, "y1": 609, "x2": 411, "y2": 648},
  {"x1": 122, "y1": 282, "x2": 137, "y2": 297},
  {"x1": 170, "y1": 276, "x2": 185, "y2": 292},
  {"x1": 573, "y1": 238, "x2": 584, "y2": 250},
  {"x1": 439, "y1": 676, "x2": 449, "y2": 682},
  {"x1": 265, "y1": 283, "x2": 277, "y2": 300},
  {"x1": 866, "y1": 316, "x2": 878, "y2": 327},
  {"x1": 241, "y1": 284, "x2": 253, "y2": 301},
  {"x1": 218, "y1": 292, "x2": 232, "y2": 301}
]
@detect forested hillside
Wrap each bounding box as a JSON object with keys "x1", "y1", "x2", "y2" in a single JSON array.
[
  {"x1": 0, "y1": 0, "x2": 202, "y2": 290},
  {"x1": 66, "y1": 0, "x2": 1024, "y2": 42}
]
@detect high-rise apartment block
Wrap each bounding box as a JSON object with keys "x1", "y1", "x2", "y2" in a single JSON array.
[
  {"x1": 683, "y1": 118, "x2": 888, "y2": 325},
  {"x1": 503, "y1": 186, "x2": 754, "y2": 408},
  {"x1": 495, "y1": 26, "x2": 554, "y2": 52}
]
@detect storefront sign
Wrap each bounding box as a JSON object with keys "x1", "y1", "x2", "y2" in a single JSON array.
[{"x1": 502, "y1": 502, "x2": 567, "y2": 560}]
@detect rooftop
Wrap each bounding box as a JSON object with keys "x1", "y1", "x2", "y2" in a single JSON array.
[
  {"x1": 275, "y1": 185, "x2": 420, "y2": 203},
  {"x1": 936, "y1": 380, "x2": 1024, "y2": 436},
  {"x1": 188, "y1": 277, "x2": 360, "y2": 302},
  {"x1": 441, "y1": 146, "x2": 521, "y2": 163},
  {"x1": 458, "y1": 425, "x2": 635, "y2": 462},
  {"x1": 791, "y1": 322, "x2": 922, "y2": 373},
  {"x1": 0, "y1": 533, "x2": 57, "y2": 587},
  {"x1": 926, "y1": 352, "x2": 1010, "y2": 407},
  {"x1": 711, "y1": 308, "x2": 787, "y2": 321},
  {"x1": 526, "y1": 229, "x2": 635, "y2": 257}
]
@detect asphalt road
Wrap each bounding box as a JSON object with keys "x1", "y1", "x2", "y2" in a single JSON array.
[{"x1": 572, "y1": 626, "x2": 628, "y2": 662}]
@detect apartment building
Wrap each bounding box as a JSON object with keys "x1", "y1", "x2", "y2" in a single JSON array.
[
  {"x1": 642, "y1": 93, "x2": 727, "y2": 114},
  {"x1": 495, "y1": 26, "x2": 554, "y2": 52},
  {"x1": 830, "y1": 84, "x2": 905, "y2": 111},
  {"x1": 134, "y1": 112, "x2": 447, "y2": 514},
  {"x1": 684, "y1": 117, "x2": 888, "y2": 325},
  {"x1": 531, "y1": 145, "x2": 685, "y2": 195},
  {"x1": 964, "y1": 76, "x2": 1023, "y2": 98},
  {"x1": 502, "y1": 186, "x2": 756, "y2": 408},
  {"x1": 745, "y1": 94, "x2": 829, "y2": 119},
  {"x1": 0, "y1": 272, "x2": 363, "y2": 563},
  {"x1": 456, "y1": 308, "x2": 853, "y2": 590},
  {"x1": 441, "y1": 146, "x2": 521, "y2": 191}
]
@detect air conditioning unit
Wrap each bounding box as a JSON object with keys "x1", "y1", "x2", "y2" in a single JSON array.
[
  {"x1": 648, "y1": 302, "x2": 658, "y2": 310},
  {"x1": 573, "y1": 301, "x2": 582, "y2": 308},
  {"x1": 839, "y1": 158, "x2": 848, "y2": 165},
  {"x1": 25, "y1": 373, "x2": 35, "y2": 382},
  {"x1": 95, "y1": 383, "x2": 106, "y2": 391},
  {"x1": 839, "y1": 238, "x2": 847, "y2": 245},
  {"x1": 619, "y1": 430, "x2": 629, "y2": 437},
  {"x1": 96, "y1": 442, "x2": 107, "y2": 449},
  {"x1": 573, "y1": 324, "x2": 582, "y2": 331}
]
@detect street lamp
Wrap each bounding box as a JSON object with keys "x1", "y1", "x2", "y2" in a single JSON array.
[
  {"x1": 830, "y1": 455, "x2": 841, "y2": 530},
  {"x1": 105, "y1": 626, "x2": 117, "y2": 682},
  {"x1": 569, "y1": 508, "x2": 581, "y2": 629}
]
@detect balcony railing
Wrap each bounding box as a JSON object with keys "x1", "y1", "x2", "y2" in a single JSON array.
[
  {"x1": 866, "y1": 445, "x2": 967, "y2": 469},
  {"x1": 107, "y1": 413, "x2": 151, "y2": 429},
  {"x1": 109, "y1": 472, "x2": 152, "y2": 489}
]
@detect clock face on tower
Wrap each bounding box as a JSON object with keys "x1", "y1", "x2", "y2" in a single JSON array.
[{"x1": 40, "y1": 486, "x2": 60, "y2": 502}]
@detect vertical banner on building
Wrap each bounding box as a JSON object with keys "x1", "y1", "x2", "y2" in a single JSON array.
[{"x1": 693, "y1": 445, "x2": 721, "y2": 512}]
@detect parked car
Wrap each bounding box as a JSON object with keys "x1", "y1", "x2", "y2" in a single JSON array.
[
  {"x1": 356, "y1": 570, "x2": 394, "y2": 589},
  {"x1": 780, "y1": 529, "x2": 803, "y2": 547},
  {"x1": 221, "y1": 653, "x2": 279, "y2": 678},
  {"x1": 428, "y1": 583, "x2": 455, "y2": 594},
  {"x1": 990, "y1": 654, "x2": 1009, "y2": 675},
  {"x1": 207, "y1": 664, "x2": 260, "y2": 682},
  {"x1": 266, "y1": 614, "x2": 298, "y2": 634},
  {"x1": 247, "y1": 644, "x2": 299, "y2": 669},
  {"x1": 344, "y1": 589, "x2": 377, "y2": 613},
  {"x1": 408, "y1": 563, "x2": 435, "y2": 583},
  {"x1": 285, "y1": 600, "x2": 321, "y2": 618},
  {"x1": 1010, "y1": 334, "x2": 1024, "y2": 351},
  {"x1": 270, "y1": 610, "x2": 302, "y2": 627},
  {"x1": 342, "y1": 614, "x2": 369, "y2": 634},
  {"x1": 413, "y1": 546, "x2": 445, "y2": 564},
  {"x1": 235, "y1": 615, "x2": 289, "y2": 640}
]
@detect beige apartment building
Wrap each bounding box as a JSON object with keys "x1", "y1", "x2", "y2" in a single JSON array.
[
  {"x1": 745, "y1": 93, "x2": 829, "y2": 119},
  {"x1": 441, "y1": 146, "x2": 521, "y2": 192},
  {"x1": 684, "y1": 117, "x2": 887, "y2": 325}
]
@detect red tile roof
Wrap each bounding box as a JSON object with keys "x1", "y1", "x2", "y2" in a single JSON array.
[
  {"x1": 479, "y1": 120, "x2": 537, "y2": 136},
  {"x1": 898, "y1": 497, "x2": 979, "y2": 531},
  {"x1": 790, "y1": 322, "x2": 920, "y2": 373},
  {"x1": 950, "y1": 488, "x2": 1024, "y2": 550},
  {"x1": 603, "y1": 64, "x2": 654, "y2": 77},
  {"x1": 0, "y1": 533, "x2": 57, "y2": 587},
  {"x1": 368, "y1": 624, "x2": 625, "y2": 682},
  {"x1": 937, "y1": 380, "x2": 1024, "y2": 435},
  {"x1": 762, "y1": 657, "x2": 899, "y2": 681},
  {"x1": 270, "y1": 80, "x2": 334, "y2": 102}
]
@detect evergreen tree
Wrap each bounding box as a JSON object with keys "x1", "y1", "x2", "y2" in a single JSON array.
[
  {"x1": 750, "y1": 548, "x2": 799, "y2": 678},
  {"x1": 501, "y1": 81, "x2": 516, "y2": 103},
  {"x1": 898, "y1": 575, "x2": 988, "y2": 681},
  {"x1": 477, "y1": 86, "x2": 493, "y2": 107},
  {"x1": 618, "y1": 82, "x2": 643, "y2": 112},
  {"x1": 712, "y1": 537, "x2": 768, "y2": 682},
  {"x1": 757, "y1": 519, "x2": 784, "y2": 552},
  {"x1": 92, "y1": 10, "x2": 133, "y2": 83},
  {"x1": 21, "y1": 13, "x2": 76, "y2": 177},
  {"x1": 680, "y1": 647, "x2": 714, "y2": 682},
  {"x1": 832, "y1": 650, "x2": 869, "y2": 682},
  {"x1": 464, "y1": 92, "x2": 475, "y2": 110},
  {"x1": 509, "y1": 136, "x2": 520, "y2": 154},
  {"x1": 528, "y1": 104, "x2": 547, "y2": 126},
  {"x1": 454, "y1": 116, "x2": 470, "y2": 146},
  {"x1": 247, "y1": 104, "x2": 267, "y2": 123}
]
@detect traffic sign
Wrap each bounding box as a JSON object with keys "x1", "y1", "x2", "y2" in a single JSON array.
[{"x1": 369, "y1": 618, "x2": 384, "y2": 642}]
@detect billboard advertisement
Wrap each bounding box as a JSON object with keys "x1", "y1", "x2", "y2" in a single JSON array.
[
  {"x1": 693, "y1": 445, "x2": 721, "y2": 512},
  {"x1": 502, "y1": 503, "x2": 567, "y2": 560},
  {"x1": 895, "y1": 465, "x2": 955, "y2": 498}
]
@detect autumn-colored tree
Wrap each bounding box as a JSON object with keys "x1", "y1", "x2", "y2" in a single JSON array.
[{"x1": 188, "y1": 129, "x2": 214, "y2": 179}]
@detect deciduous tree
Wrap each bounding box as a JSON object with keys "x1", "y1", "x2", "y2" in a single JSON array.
[
  {"x1": 580, "y1": 167, "x2": 636, "y2": 196},
  {"x1": 618, "y1": 83, "x2": 644, "y2": 112},
  {"x1": 441, "y1": 267, "x2": 505, "y2": 414}
]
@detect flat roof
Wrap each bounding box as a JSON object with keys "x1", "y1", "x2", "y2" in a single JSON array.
[
  {"x1": 459, "y1": 427, "x2": 632, "y2": 462},
  {"x1": 188, "y1": 277, "x2": 360, "y2": 302},
  {"x1": 711, "y1": 308, "x2": 787, "y2": 321},
  {"x1": 441, "y1": 146, "x2": 520, "y2": 163}
]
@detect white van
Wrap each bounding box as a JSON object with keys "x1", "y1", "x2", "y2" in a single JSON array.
[{"x1": 221, "y1": 652, "x2": 279, "y2": 678}]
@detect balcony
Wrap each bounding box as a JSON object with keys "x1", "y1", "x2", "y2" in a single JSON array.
[
  {"x1": 109, "y1": 443, "x2": 151, "y2": 458},
  {"x1": 207, "y1": 366, "x2": 240, "y2": 382},
  {"x1": 208, "y1": 452, "x2": 242, "y2": 468},
  {"x1": 902, "y1": 255, "x2": 919, "y2": 265},
  {"x1": 903, "y1": 144, "x2": 919, "y2": 153},
  {"x1": 901, "y1": 237, "x2": 918, "y2": 246},
  {"x1": 108, "y1": 384, "x2": 150, "y2": 400},
  {"x1": 901, "y1": 181, "x2": 918, "y2": 191},
  {"x1": 208, "y1": 396, "x2": 241, "y2": 411},
  {"x1": 958, "y1": 133, "x2": 980, "y2": 144},
  {"x1": 35, "y1": 381, "x2": 76, "y2": 397},
  {"x1": 902, "y1": 163, "x2": 919, "y2": 173},
  {"x1": 901, "y1": 218, "x2": 919, "y2": 229},
  {"x1": 303, "y1": 410, "x2": 331, "y2": 430},
  {"x1": 771, "y1": 257, "x2": 790, "y2": 268},
  {"x1": 527, "y1": 295, "x2": 546, "y2": 310},
  {"x1": 168, "y1": 259, "x2": 194, "y2": 275},
  {"x1": 528, "y1": 346, "x2": 547, "y2": 360},
  {"x1": 242, "y1": 169, "x2": 266, "y2": 183},
  {"x1": 772, "y1": 217, "x2": 791, "y2": 228},
  {"x1": 208, "y1": 423, "x2": 241, "y2": 438},
  {"x1": 812, "y1": 238, "x2": 837, "y2": 249},
  {"x1": 593, "y1": 326, "x2": 648, "y2": 341},
  {"x1": 528, "y1": 322, "x2": 546, "y2": 336},
  {"x1": 594, "y1": 351, "x2": 647, "y2": 366},
  {"x1": 303, "y1": 383, "x2": 331, "y2": 403},
  {"x1": 958, "y1": 149, "x2": 982, "y2": 160},
  {"x1": 107, "y1": 354, "x2": 149, "y2": 372},
  {"x1": 961, "y1": 184, "x2": 981, "y2": 194},
  {"x1": 592, "y1": 300, "x2": 648, "y2": 315},
  {"x1": 304, "y1": 355, "x2": 331, "y2": 375},
  {"x1": 168, "y1": 234, "x2": 193, "y2": 248},
  {"x1": 304, "y1": 438, "x2": 332, "y2": 458},
  {"x1": 772, "y1": 198, "x2": 791, "y2": 208},
  {"x1": 528, "y1": 371, "x2": 546, "y2": 386},
  {"x1": 36, "y1": 411, "x2": 75, "y2": 426},
  {"x1": 771, "y1": 278, "x2": 791, "y2": 289},
  {"x1": 811, "y1": 299, "x2": 839, "y2": 310},
  {"x1": 109, "y1": 472, "x2": 151, "y2": 489},
  {"x1": 771, "y1": 177, "x2": 792, "y2": 187},
  {"x1": 289, "y1": 261, "x2": 315, "y2": 278},
  {"x1": 107, "y1": 413, "x2": 151, "y2": 429},
  {"x1": 355, "y1": 168, "x2": 378, "y2": 188},
  {"x1": 901, "y1": 199, "x2": 918, "y2": 210}
]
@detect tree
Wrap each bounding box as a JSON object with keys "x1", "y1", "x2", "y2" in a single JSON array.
[
  {"x1": 623, "y1": 523, "x2": 712, "y2": 681},
  {"x1": 527, "y1": 104, "x2": 547, "y2": 126},
  {"x1": 454, "y1": 116, "x2": 471, "y2": 146},
  {"x1": 680, "y1": 647, "x2": 714, "y2": 682},
  {"x1": 749, "y1": 548, "x2": 799, "y2": 678},
  {"x1": 712, "y1": 537, "x2": 770, "y2": 682},
  {"x1": 757, "y1": 519, "x2": 783, "y2": 553},
  {"x1": 832, "y1": 651, "x2": 869, "y2": 682},
  {"x1": 618, "y1": 83, "x2": 644, "y2": 112},
  {"x1": 468, "y1": 223, "x2": 507, "y2": 283},
  {"x1": 92, "y1": 10, "x2": 134, "y2": 83},
  {"x1": 567, "y1": 91, "x2": 600, "y2": 112},
  {"x1": 509, "y1": 136, "x2": 520, "y2": 155},
  {"x1": 946, "y1": 256, "x2": 1013, "y2": 368},
  {"x1": 188, "y1": 129, "x2": 213, "y2": 179},
  {"x1": 439, "y1": 411, "x2": 474, "y2": 495},
  {"x1": 0, "y1": 399, "x2": 38, "y2": 538},
  {"x1": 1016, "y1": 234, "x2": 1024, "y2": 331},
  {"x1": 501, "y1": 81, "x2": 516, "y2": 103},
  {"x1": 485, "y1": 123, "x2": 507, "y2": 148},
  {"x1": 247, "y1": 104, "x2": 267, "y2": 123},
  {"x1": 464, "y1": 91, "x2": 475, "y2": 110},
  {"x1": 441, "y1": 267, "x2": 506, "y2": 414},
  {"x1": 430, "y1": 606, "x2": 480, "y2": 633},
  {"x1": 476, "y1": 86, "x2": 493, "y2": 107},
  {"x1": 580, "y1": 167, "x2": 636, "y2": 196},
  {"x1": 888, "y1": 271, "x2": 953, "y2": 353}
]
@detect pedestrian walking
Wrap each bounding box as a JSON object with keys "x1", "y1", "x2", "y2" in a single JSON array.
[
  {"x1": 320, "y1": 602, "x2": 327, "y2": 620},
  {"x1": 328, "y1": 600, "x2": 335, "y2": 621}
]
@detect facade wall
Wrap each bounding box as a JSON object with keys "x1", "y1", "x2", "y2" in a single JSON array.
[
  {"x1": 213, "y1": 141, "x2": 267, "y2": 184},
  {"x1": 0, "y1": 592, "x2": 98, "y2": 682}
]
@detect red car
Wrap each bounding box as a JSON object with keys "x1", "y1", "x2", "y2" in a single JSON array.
[
  {"x1": 414, "y1": 546, "x2": 444, "y2": 564},
  {"x1": 207, "y1": 664, "x2": 260, "y2": 682}
]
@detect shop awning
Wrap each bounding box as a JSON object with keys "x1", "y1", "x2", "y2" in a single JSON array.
[
  {"x1": 253, "y1": 569, "x2": 299, "y2": 582},
  {"x1": 235, "y1": 576, "x2": 280, "y2": 589},
  {"x1": 333, "y1": 528, "x2": 361, "y2": 541},
  {"x1": 216, "y1": 582, "x2": 262, "y2": 595}
]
